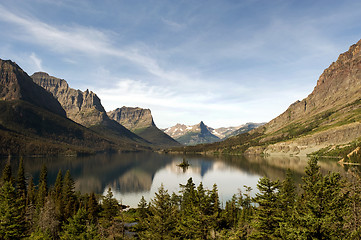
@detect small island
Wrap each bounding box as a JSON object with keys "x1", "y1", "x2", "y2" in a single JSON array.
[{"x1": 177, "y1": 158, "x2": 190, "y2": 168}]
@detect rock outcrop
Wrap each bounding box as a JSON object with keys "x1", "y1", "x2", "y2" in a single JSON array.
[
  {"x1": 0, "y1": 60, "x2": 66, "y2": 117},
  {"x1": 108, "y1": 107, "x2": 154, "y2": 131},
  {"x1": 108, "y1": 107, "x2": 180, "y2": 147},
  {"x1": 32, "y1": 72, "x2": 107, "y2": 127},
  {"x1": 31, "y1": 72, "x2": 149, "y2": 146}
]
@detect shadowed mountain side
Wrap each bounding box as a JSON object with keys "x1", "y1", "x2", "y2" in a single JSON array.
[
  {"x1": 133, "y1": 125, "x2": 181, "y2": 148},
  {"x1": 0, "y1": 59, "x2": 66, "y2": 117},
  {"x1": 0, "y1": 100, "x2": 118, "y2": 155}
]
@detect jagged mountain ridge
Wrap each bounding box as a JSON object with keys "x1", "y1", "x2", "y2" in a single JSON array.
[
  {"x1": 108, "y1": 107, "x2": 180, "y2": 147},
  {"x1": 0, "y1": 59, "x2": 134, "y2": 155},
  {"x1": 163, "y1": 121, "x2": 220, "y2": 145},
  {"x1": 178, "y1": 39, "x2": 361, "y2": 156},
  {"x1": 164, "y1": 121, "x2": 263, "y2": 146},
  {"x1": 31, "y1": 72, "x2": 149, "y2": 146}
]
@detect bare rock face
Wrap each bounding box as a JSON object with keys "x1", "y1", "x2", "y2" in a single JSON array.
[
  {"x1": 108, "y1": 107, "x2": 180, "y2": 147},
  {"x1": 0, "y1": 60, "x2": 66, "y2": 117},
  {"x1": 107, "y1": 107, "x2": 155, "y2": 131},
  {"x1": 265, "y1": 39, "x2": 361, "y2": 134},
  {"x1": 32, "y1": 72, "x2": 107, "y2": 127},
  {"x1": 252, "y1": 39, "x2": 361, "y2": 155}
]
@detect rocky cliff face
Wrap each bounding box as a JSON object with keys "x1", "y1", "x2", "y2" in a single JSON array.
[
  {"x1": 0, "y1": 60, "x2": 66, "y2": 117},
  {"x1": 32, "y1": 72, "x2": 107, "y2": 127},
  {"x1": 265, "y1": 39, "x2": 361, "y2": 134},
  {"x1": 108, "y1": 107, "x2": 180, "y2": 147},
  {"x1": 107, "y1": 107, "x2": 155, "y2": 131},
  {"x1": 31, "y1": 72, "x2": 150, "y2": 148}
]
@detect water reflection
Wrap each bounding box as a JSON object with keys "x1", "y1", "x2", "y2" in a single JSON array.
[{"x1": 0, "y1": 153, "x2": 346, "y2": 207}]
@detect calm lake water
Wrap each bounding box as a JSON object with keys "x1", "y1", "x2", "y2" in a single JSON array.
[{"x1": 0, "y1": 152, "x2": 347, "y2": 208}]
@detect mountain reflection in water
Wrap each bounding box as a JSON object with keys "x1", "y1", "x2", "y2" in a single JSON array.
[{"x1": 0, "y1": 152, "x2": 346, "y2": 207}]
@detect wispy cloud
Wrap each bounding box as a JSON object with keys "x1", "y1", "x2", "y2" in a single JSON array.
[{"x1": 29, "y1": 52, "x2": 43, "y2": 71}]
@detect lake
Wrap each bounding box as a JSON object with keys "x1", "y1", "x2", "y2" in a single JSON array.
[{"x1": 0, "y1": 152, "x2": 347, "y2": 208}]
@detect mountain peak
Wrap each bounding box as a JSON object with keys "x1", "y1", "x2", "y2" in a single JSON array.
[
  {"x1": 0, "y1": 59, "x2": 66, "y2": 117},
  {"x1": 108, "y1": 106, "x2": 155, "y2": 131}
]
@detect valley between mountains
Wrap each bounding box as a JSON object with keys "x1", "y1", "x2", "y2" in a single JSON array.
[{"x1": 1, "y1": 39, "x2": 361, "y2": 163}]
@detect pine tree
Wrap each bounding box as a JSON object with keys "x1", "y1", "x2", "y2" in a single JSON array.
[
  {"x1": 87, "y1": 192, "x2": 99, "y2": 223},
  {"x1": 101, "y1": 187, "x2": 119, "y2": 220},
  {"x1": 296, "y1": 157, "x2": 349, "y2": 239},
  {"x1": 16, "y1": 157, "x2": 26, "y2": 199},
  {"x1": 60, "y1": 207, "x2": 99, "y2": 240},
  {"x1": 0, "y1": 181, "x2": 26, "y2": 239},
  {"x1": 141, "y1": 184, "x2": 177, "y2": 240},
  {"x1": 62, "y1": 170, "x2": 76, "y2": 220},
  {"x1": 138, "y1": 195, "x2": 148, "y2": 219},
  {"x1": 250, "y1": 176, "x2": 281, "y2": 239},
  {"x1": 1, "y1": 162, "x2": 12, "y2": 184},
  {"x1": 36, "y1": 165, "x2": 48, "y2": 209},
  {"x1": 278, "y1": 169, "x2": 298, "y2": 239}
]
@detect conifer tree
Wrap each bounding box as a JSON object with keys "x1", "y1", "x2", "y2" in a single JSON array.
[
  {"x1": 16, "y1": 157, "x2": 26, "y2": 199},
  {"x1": 138, "y1": 195, "x2": 148, "y2": 219},
  {"x1": 0, "y1": 181, "x2": 26, "y2": 239},
  {"x1": 26, "y1": 176, "x2": 36, "y2": 206},
  {"x1": 62, "y1": 170, "x2": 76, "y2": 219},
  {"x1": 1, "y1": 162, "x2": 12, "y2": 184},
  {"x1": 87, "y1": 192, "x2": 99, "y2": 223},
  {"x1": 278, "y1": 169, "x2": 297, "y2": 239},
  {"x1": 251, "y1": 176, "x2": 281, "y2": 239},
  {"x1": 296, "y1": 157, "x2": 349, "y2": 239},
  {"x1": 101, "y1": 187, "x2": 119, "y2": 220},
  {"x1": 141, "y1": 184, "x2": 177, "y2": 240},
  {"x1": 60, "y1": 207, "x2": 99, "y2": 240},
  {"x1": 36, "y1": 165, "x2": 48, "y2": 209}
]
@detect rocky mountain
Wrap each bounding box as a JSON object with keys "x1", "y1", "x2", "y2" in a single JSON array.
[
  {"x1": 212, "y1": 123, "x2": 265, "y2": 139},
  {"x1": 0, "y1": 59, "x2": 138, "y2": 156},
  {"x1": 164, "y1": 121, "x2": 263, "y2": 146},
  {"x1": 31, "y1": 72, "x2": 149, "y2": 146},
  {"x1": 0, "y1": 60, "x2": 66, "y2": 117},
  {"x1": 177, "y1": 39, "x2": 361, "y2": 157},
  {"x1": 108, "y1": 107, "x2": 180, "y2": 147},
  {"x1": 164, "y1": 121, "x2": 220, "y2": 145}
]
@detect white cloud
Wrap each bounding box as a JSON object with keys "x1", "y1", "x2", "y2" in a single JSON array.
[{"x1": 29, "y1": 52, "x2": 43, "y2": 71}]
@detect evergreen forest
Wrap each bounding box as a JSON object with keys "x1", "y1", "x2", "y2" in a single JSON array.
[{"x1": 1, "y1": 157, "x2": 361, "y2": 239}]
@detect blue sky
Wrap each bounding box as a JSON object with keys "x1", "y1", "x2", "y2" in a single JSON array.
[{"x1": 1, "y1": 0, "x2": 361, "y2": 128}]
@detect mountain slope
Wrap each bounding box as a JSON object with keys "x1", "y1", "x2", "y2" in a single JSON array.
[
  {"x1": 175, "y1": 39, "x2": 361, "y2": 156},
  {"x1": 31, "y1": 72, "x2": 149, "y2": 146},
  {"x1": 108, "y1": 107, "x2": 180, "y2": 147},
  {"x1": 0, "y1": 60, "x2": 66, "y2": 117},
  {"x1": 0, "y1": 59, "x2": 134, "y2": 155}
]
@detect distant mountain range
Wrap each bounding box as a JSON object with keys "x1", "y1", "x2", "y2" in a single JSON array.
[
  {"x1": 163, "y1": 121, "x2": 264, "y2": 145},
  {"x1": 3, "y1": 39, "x2": 361, "y2": 158},
  {"x1": 175, "y1": 39, "x2": 361, "y2": 158}
]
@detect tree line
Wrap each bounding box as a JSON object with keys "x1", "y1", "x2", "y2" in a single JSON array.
[{"x1": 1, "y1": 157, "x2": 361, "y2": 239}]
